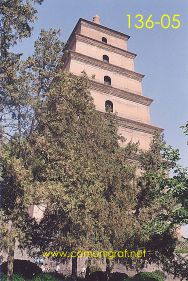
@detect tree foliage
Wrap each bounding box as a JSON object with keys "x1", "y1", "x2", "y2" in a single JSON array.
[
  {"x1": 14, "y1": 72, "x2": 138, "y2": 254},
  {"x1": 133, "y1": 134, "x2": 188, "y2": 279},
  {"x1": 1, "y1": 2, "x2": 188, "y2": 280},
  {"x1": 0, "y1": 0, "x2": 44, "y2": 137}
]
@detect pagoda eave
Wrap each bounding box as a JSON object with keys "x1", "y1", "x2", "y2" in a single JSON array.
[{"x1": 64, "y1": 51, "x2": 145, "y2": 81}]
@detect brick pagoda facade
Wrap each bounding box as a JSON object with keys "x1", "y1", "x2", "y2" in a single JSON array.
[{"x1": 63, "y1": 15, "x2": 163, "y2": 150}]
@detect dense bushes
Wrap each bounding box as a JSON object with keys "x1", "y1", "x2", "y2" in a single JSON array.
[
  {"x1": 1, "y1": 269, "x2": 166, "y2": 281},
  {"x1": 1, "y1": 273, "x2": 25, "y2": 281},
  {"x1": 32, "y1": 273, "x2": 61, "y2": 281},
  {"x1": 131, "y1": 271, "x2": 165, "y2": 281},
  {"x1": 153, "y1": 270, "x2": 165, "y2": 279},
  {"x1": 1, "y1": 273, "x2": 63, "y2": 281},
  {"x1": 87, "y1": 270, "x2": 164, "y2": 281},
  {"x1": 88, "y1": 271, "x2": 106, "y2": 281},
  {"x1": 109, "y1": 272, "x2": 129, "y2": 281},
  {"x1": 1, "y1": 259, "x2": 42, "y2": 279},
  {"x1": 84, "y1": 271, "x2": 129, "y2": 281}
]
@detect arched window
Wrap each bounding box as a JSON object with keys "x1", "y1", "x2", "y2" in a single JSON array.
[
  {"x1": 104, "y1": 76, "x2": 111, "y2": 86},
  {"x1": 103, "y1": 55, "x2": 109, "y2": 63},
  {"x1": 105, "y1": 100, "x2": 113, "y2": 113},
  {"x1": 102, "y1": 37, "x2": 107, "y2": 44}
]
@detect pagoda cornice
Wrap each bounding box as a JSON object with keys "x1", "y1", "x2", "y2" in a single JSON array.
[
  {"x1": 65, "y1": 18, "x2": 130, "y2": 52},
  {"x1": 71, "y1": 34, "x2": 137, "y2": 59},
  {"x1": 90, "y1": 80, "x2": 153, "y2": 106},
  {"x1": 80, "y1": 18, "x2": 130, "y2": 40},
  {"x1": 67, "y1": 51, "x2": 144, "y2": 81},
  {"x1": 117, "y1": 116, "x2": 163, "y2": 134}
]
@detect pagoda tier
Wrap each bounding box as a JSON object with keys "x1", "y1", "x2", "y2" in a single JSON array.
[{"x1": 63, "y1": 17, "x2": 163, "y2": 150}]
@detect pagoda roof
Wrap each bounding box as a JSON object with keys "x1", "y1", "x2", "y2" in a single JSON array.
[{"x1": 66, "y1": 18, "x2": 130, "y2": 48}]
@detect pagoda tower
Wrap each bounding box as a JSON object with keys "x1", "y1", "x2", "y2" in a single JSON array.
[{"x1": 63, "y1": 15, "x2": 162, "y2": 150}]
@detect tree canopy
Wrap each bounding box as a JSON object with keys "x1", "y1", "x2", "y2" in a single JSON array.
[{"x1": 1, "y1": 2, "x2": 188, "y2": 280}]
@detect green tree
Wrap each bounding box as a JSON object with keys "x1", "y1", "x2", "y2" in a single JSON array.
[
  {"x1": 132, "y1": 135, "x2": 188, "y2": 279},
  {"x1": 0, "y1": 1, "x2": 44, "y2": 280},
  {"x1": 19, "y1": 71, "x2": 188, "y2": 280},
  {"x1": 0, "y1": 140, "x2": 36, "y2": 281},
  {"x1": 20, "y1": 28, "x2": 64, "y2": 134},
  {"x1": 0, "y1": 24, "x2": 67, "y2": 280},
  {"x1": 0, "y1": 0, "x2": 44, "y2": 138},
  {"x1": 2, "y1": 70, "x2": 188, "y2": 280},
  {"x1": 18, "y1": 72, "x2": 138, "y2": 280},
  {"x1": 1, "y1": 3, "x2": 187, "y2": 280}
]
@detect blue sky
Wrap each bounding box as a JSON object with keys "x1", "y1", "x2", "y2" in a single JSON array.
[{"x1": 14, "y1": 0, "x2": 188, "y2": 236}]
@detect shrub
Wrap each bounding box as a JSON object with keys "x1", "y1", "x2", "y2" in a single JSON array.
[
  {"x1": 32, "y1": 273, "x2": 60, "y2": 281},
  {"x1": 88, "y1": 271, "x2": 106, "y2": 281},
  {"x1": 109, "y1": 272, "x2": 129, "y2": 281},
  {"x1": 1, "y1": 273, "x2": 26, "y2": 281},
  {"x1": 65, "y1": 277, "x2": 84, "y2": 281},
  {"x1": 153, "y1": 270, "x2": 165, "y2": 279},
  {"x1": 1, "y1": 259, "x2": 42, "y2": 279},
  {"x1": 132, "y1": 271, "x2": 165, "y2": 281},
  {"x1": 87, "y1": 270, "x2": 129, "y2": 281}
]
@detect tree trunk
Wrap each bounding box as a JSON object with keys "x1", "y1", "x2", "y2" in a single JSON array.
[
  {"x1": 72, "y1": 257, "x2": 77, "y2": 281},
  {"x1": 7, "y1": 221, "x2": 15, "y2": 281},
  {"x1": 85, "y1": 258, "x2": 91, "y2": 280},
  {"x1": 106, "y1": 258, "x2": 111, "y2": 281}
]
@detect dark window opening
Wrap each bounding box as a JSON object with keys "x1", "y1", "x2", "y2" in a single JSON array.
[
  {"x1": 104, "y1": 76, "x2": 111, "y2": 86},
  {"x1": 105, "y1": 100, "x2": 113, "y2": 113},
  {"x1": 102, "y1": 37, "x2": 107, "y2": 44},
  {"x1": 103, "y1": 55, "x2": 109, "y2": 63}
]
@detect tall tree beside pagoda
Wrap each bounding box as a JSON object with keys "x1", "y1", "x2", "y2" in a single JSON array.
[
  {"x1": 0, "y1": 1, "x2": 45, "y2": 280},
  {"x1": 17, "y1": 71, "x2": 138, "y2": 280}
]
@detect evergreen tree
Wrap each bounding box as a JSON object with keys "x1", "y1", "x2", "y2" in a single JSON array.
[
  {"x1": 133, "y1": 135, "x2": 188, "y2": 279},
  {"x1": 17, "y1": 71, "x2": 138, "y2": 280},
  {"x1": 0, "y1": 1, "x2": 44, "y2": 280},
  {"x1": 1, "y1": 3, "x2": 188, "y2": 280},
  {"x1": 0, "y1": 0, "x2": 44, "y2": 138}
]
